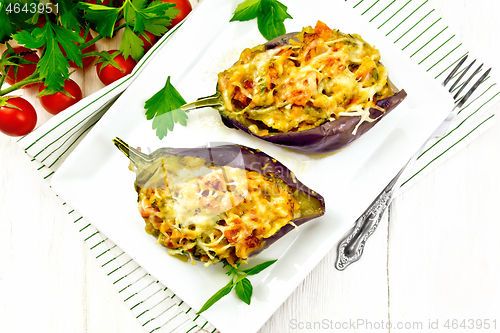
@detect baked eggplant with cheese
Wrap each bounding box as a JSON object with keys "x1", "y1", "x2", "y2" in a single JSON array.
[
  {"x1": 182, "y1": 21, "x2": 406, "y2": 154},
  {"x1": 113, "y1": 138, "x2": 325, "y2": 266}
]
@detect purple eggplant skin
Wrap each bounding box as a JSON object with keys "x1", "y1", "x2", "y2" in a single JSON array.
[
  {"x1": 217, "y1": 32, "x2": 408, "y2": 155},
  {"x1": 263, "y1": 32, "x2": 299, "y2": 49},
  {"x1": 151, "y1": 144, "x2": 326, "y2": 255},
  {"x1": 221, "y1": 90, "x2": 407, "y2": 154}
]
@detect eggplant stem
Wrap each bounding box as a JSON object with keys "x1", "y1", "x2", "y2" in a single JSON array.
[
  {"x1": 113, "y1": 137, "x2": 152, "y2": 165},
  {"x1": 181, "y1": 91, "x2": 222, "y2": 111}
]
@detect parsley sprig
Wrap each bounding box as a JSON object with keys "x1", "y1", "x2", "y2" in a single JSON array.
[
  {"x1": 197, "y1": 259, "x2": 277, "y2": 314},
  {"x1": 82, "y1": 0, "x2": 177, "y2": 61},
  {"x1": 1, "y1": 0, "x2": 177, "y2": 98},
  {"x1": 144, "y1": 76, "x2": 188, "y2": 140},
  {"x1": 143, "y1": 0, "x2": 293, "y2": 139},
  {"x1": 230, "y1": 0, "x2": 293, "y2": 40}
]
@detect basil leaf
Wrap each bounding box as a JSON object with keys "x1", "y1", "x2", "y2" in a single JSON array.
[
  {"x1": 230, "y1": 0, "x2": 261, "y2": 22},
  {"x1": 230, "y1": 0, "x2": 292, "y2": 40},
  {"x1": 266, "y1": 0, "x2": 292, "y2": 21},
  {"x1": 197, "y1": 279, "x2": 235, "y2": 314},
  {"x1": 241, "y1": 259, "x2": 277, "y2": 275},
  {"x1": 257, "y1": 0, "x2": 290, "y2": 41},
  {"x1": 235, "y1": 278, "x2": 253, "y2": 305}
]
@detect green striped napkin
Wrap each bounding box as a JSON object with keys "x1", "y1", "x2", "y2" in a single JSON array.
[
  {"x1": 15, "y1": 0, "x2": 499, "y2": 332},
  {"x1": 353, "y1": 0, "x2": 499, "y2": 190},
  {"x1": 16, "y1": 20, "x2": 216, "y2": 333}
]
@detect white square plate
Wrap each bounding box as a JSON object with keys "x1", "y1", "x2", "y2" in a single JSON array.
[{"x1": 51, "y1": 0, "x2": 453, "y2": 332}]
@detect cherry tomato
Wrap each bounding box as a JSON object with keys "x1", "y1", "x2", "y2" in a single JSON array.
[
  {"x1": 139, "y1": 31, "x2": 158, "y2": 52},
  {"x1": 36, "y1": 15, "x2": 46, "y2": 28},
  {"x1": 161, "y1": 0, "x2": 192, "y2": 29},
  {"x1": 0, "y1": 97, "x2": 37, "y2": 137},
  {"x1": 39, "y1": 79, "x2": 83, "y2": 115},
  {"x1": 96, "y1": 50, "x2": 137, "y2": 86},
  {"x1": 3, "y1": 47, "x2": 40, "y2": 88},
  {"x1": 59, "y1": 28, "x2": 96, "y2": 68}
]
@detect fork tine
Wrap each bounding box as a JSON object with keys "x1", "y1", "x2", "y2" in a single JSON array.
[
  {"x1": 449, "y1": 59, "x2": 477, "y2": 93},
  {"x1": 443, "y1": 55, "x2": 468, "y2": 87},
  {"x1": 457, "y1": 67, "x2": 492, "y2": 108},
  {"x1": 454, "y1": 62, "x2": 483, "y2": 100}
]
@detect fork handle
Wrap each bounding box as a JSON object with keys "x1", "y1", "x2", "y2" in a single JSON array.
[
  {"x1": 335, "y1": 176, "x2": 397, "y2": 270},
  {"x1": 336, "y1": 139, "x2": 426, "y2": 270}
]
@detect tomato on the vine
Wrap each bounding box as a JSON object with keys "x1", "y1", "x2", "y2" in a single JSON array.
[
  {"x1": 59, "y1": 28, "x2": 96, "y2": 68},
  {"x1": 161, "y1": 0, "x2": 192, "y2": 29},
  {"x1": 0, "y1": 97, "x2": 37, "y2": 137},
  {"x1": 3, "y1": 47, "x2": 40, "y2": 88},
  {"x1": 96, "y1": 50, "x2": 137, "y2": 86},
  {"x1": 139, "y1": 31, "x2": 158, "y2": 52},
  {"x1": 39, "y1": 79, "x2": 83, "y2": 115}
]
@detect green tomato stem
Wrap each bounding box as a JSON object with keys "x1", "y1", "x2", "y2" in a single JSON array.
[
  {"x1": 79, "y1": 34, "x2": 105, "y2": 50},
  {"x1": 0, "y1": 73, "x2": 6, "y2": 88},
  {"x1": 0, "y1": 73, "x2": 42, "y2": 96},
  {"x1": 79, "y1": 21, "x2": 126, "y2": 50},
  {"x1": 82, "y1": 51, "x2": 104, "y2": 58}
]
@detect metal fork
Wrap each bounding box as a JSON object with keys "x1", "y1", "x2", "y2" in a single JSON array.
[{"x1": 336, "y1": 56, "x2": 491, "y2": 270}]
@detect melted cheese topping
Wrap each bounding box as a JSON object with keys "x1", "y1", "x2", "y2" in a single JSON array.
[
  {"x1": 217, "y1": 21, "x2": 394, "y2": 136},
  {"x1": 136, "y1": 154, "x2": 302, "y2": 266}
]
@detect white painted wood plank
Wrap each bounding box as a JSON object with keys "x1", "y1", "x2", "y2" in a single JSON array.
[
  {"x1": 1, "y1": 0, "x2": 499, "y2": 333},
  {"x1": 388, "y1": 0, "x2": 500, "y2": 330},
  {"x1": 261, "y1": 219, "x2": 389, "y2": 333}
]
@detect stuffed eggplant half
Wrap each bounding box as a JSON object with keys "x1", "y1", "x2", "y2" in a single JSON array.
[
  {"x1": 182, "y1": 21, "x2": 407, "y2": 154},
  {"x1": 113, "y1": 138, "x2": 325, "y2": 266}
]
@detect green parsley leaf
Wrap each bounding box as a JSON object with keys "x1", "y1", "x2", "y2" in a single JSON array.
[
  {"x1": 58, "y1": 0, "x2": 85, "y2": 31},
  {"x1": 143, "y1": 18, "x2": 171, "y2": 36},
  {"x1": 133, "y1": 0, "x2": 149, "y2": 9},
  {"x1": 54, "y1": 25, "x2": 85, "y2": 67},
  {"x1": 234, "y1": 278, "x2": 253, "y2": 305},
  {"x1": 163, "y1": 5, "x2": 180, "y2": 26},
  {"x1": 134, "y1": 1, "x2": 176, "y2": 33},
  {"x1": 230, "y1": 0, "x2": 292, "y2": 40},
  {"x1": 13, "y1": 28, "x2": 45, "y2": 49},
  {"x1": 14, "y1": 21, "x2": 82, "y2": 95},
  {"x1": 241, "y1": 259, "x2": 278, "y2": 275},
  {"x1": 230, "y1": 0, "x2": 261, "y2": 22},
  {"x1": 197, "y1": 279, "x2": 234, "y2": 315},
  {"x1": 144, "y1": 76, "x2": 188, "y2": 140},
  {"x1": 123, "y1": 1, "x2": 137, "y2": 25},
  {"x1": 121, "y1": 26, "x2": 145, "y2": 60},
  {"x1": 82, "y1": 3, "x2": 121, "y2": 37},
  {"x1": 117, "y1": 0, "x2": 176, "y2": 60},
  {"x1": 0, "y1": 2, "x2": 36, "y2": 42},
  {"x1": 0, "y1": 7, "x2": 14, "y2": 43},
  {"x1": 142, "y1": 0, "x2": 175, "y2": 16}
]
